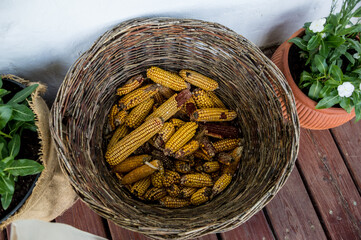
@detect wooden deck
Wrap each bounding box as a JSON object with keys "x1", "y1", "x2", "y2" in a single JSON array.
[{"x1": 1, "y1": 50, "x2": 361, "y2": 240}]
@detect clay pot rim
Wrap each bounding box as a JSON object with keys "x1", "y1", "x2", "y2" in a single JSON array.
[{"x1": 282, "y1": 28, "x2": 355, "y2": 115}]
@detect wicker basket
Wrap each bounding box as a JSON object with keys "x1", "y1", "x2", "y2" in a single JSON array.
[{"x1": 50, "y1": 18, "x2": 300, "y2": 239}]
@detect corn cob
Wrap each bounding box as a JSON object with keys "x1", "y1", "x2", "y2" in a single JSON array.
[
  {"x1": 192, "y1": 88, "x2": 214, "y2": 108},
  {"x1": 217, "y1": 152, "x2": 233, "y2": 166},
  {"x1": 159, "y1": 196, "x2": 190, "y2": 208},
  {"x1": 213, "y1": 138, "x2": 241, "y2": 153},
  {"x1": 180, "y1": 173, "x2": 213, "y2": 188},
  {"x1": 105, "y1": 117, "x2": 163, "y2": 166},
  {"x1": 190, "y1": 187, "x2": 212, "y2": 205},
  {"x1": 169, "y1": 118, "x2": 186, "y2": 128},
  {"x1": 164, "y1": 122, "x2": 198, "y2": 155},
  {"x1": 151, "y1": 150, "x2": 174, "y2": 170},
  {"x1": 107, "y1": 124, "x2": 129, "y2": 150},
  {"x1": 112, "y1": 154, "x2": 151, "y2": 173},
  {"x1": 212, "y1": 173, "x2": 232, "y2": 196},
  {"x1": 116, "y1": 74, "x2": 144, "y2": 96},
  {"x1": 202, "y1": 161, "x2": 220, "y2": 173},
  {"x1": 118, "y1": 84, "x2": 159, "y2": 110},
  {"x1": 147, "y1": 66, "x2": 188, "y2": 91},
  {"x1": 207, "y1": 91, "x2": 226, "y2": 108},
  {"x1": 131, "y1": 176, "x2": 151, "y2": 197},
  {"x1": 200, "y1": 123, "x2": 239, "y2": 139},
  {"x1": 146, "y1": 89, "x2": 192, "y2": 122},
  {"x1": 144, "y1": 187, "x2": 167, "y2": 201},
  {"x1": 210, "y1": 171, "x2": 221, "y2": 182},
  {"x1": 163, "y1": 170, "x2": 181, "y2": 187},
  {"x1": 199, "y1": 137, "x2": 216, "y2": 157},
  {"x1": 154, "y1": 122, "x2": 175, "y2": 148},
  {"x1": 179, "y1": 187, "x2": 198, "y2": 198},
  {"x1": 166, "y1": 184, "x2": 181, "y2": 197},
  {"x1": 121, "y1": 160, "x2": 161, "y2": 185},
  {"x1": 151, "y1": 171, "x2": 164, "y2": 188},
  {"x1": 193, "y1": 150, "x2": 212, "y2": 161},
  {"x1": 158, "y1": 85, "x2": 176, "y2": 99},
  {"x1": 174, "y1": 140, "x2": 200, "y2": 159},
  {"x1": 179, "y1": 70, "x2": 218, "y2": 91},
  {"x1": 222, "y1": 146, "x2": 243, "y2": 175},
  {"x1": 114, "y1": 110, "x2": 128, "y2": 128},
  {"x1": 108, "y1": 104, "x2": 120, "y2": 130},
  {"x1": 153, "y1": 92, "x2": 165, "y2": 104},
  {"x1": 191, "y1": 108, "x2": 237, "y2": 122},
  {"x1": 125, "y1": 98, "x2": 154, "y2": 128},
  {"x1": 174, "y1": 160, "x2": 191, "y2": 174}
]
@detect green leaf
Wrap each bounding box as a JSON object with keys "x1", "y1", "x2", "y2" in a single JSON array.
[
  {"x1": 308, "y1": 81, "x2": 322, "y2": 100},
  {"x1": 0, "y1": 77, "x2": 2, "y2": 89},
  {"x1": 0, "y1": 137, "x2": 8, "y2": 160},
  {"x1": 10, "y1": 104, "x2": 34, "y2": 122},
  {"x1": 347, "y1": 38, "x2": 361, "y2": 53},
  {"x1": 319, "y1": 85, "x2": 333, "y2": 98},
  {"x1": 299, "y1": 71, "x2": 313, "y2": 85},
  {"x1": 307, "y1": 34, "x2": 322, "y2": 50},
  {"x1": 0, "y1": 105, "x2": 13, "y2": 130},
  {"x1": 340, "y1": 97, "x2": 353, "y2": 113},
  {"x1": 325, "y1": 36, "x2": 345, "y2": 48},
  {"x1": 326, "y1": 79, "x2": 340, "y2": 86},
  {"x1": 352, "y1": 68, "x2": 361, "y2": 75},
  {"x1": 0, "y1": 174, "x2": 15, "y2": 195},
  {"x1": 329, "y1": 64, "x2": 343, "y2": 81},
  {"x1": 320, "y1": 40, "x2": 330, "y2": 57},
  {"x1": 316, "y1": 95, "x2": 341, "y2": 109},
  {"x1": 353, "y1": 6, "x2": 361, "y2": 17},
  {"x1": 1, "y1": 192, "x2": 13, "y2": 210},
  {"x1": 344, "y1": 52, "x2": 355, "y2": 65},
  {"x1": 8, "y1": 121, "x2": 25, "y2": 136},
  {"x1": 323, "y1": 24, "x2": 334, "y2": 33},
  {"x1": 5, "y1": 159, "x2": 44, "y2": 176},
  {"x1": 0, "y1": 89, "x2": 10, "y2": 99},
  {"x1": 338, "y1": 24, "x2": 361, "y2": 35},
  {"x1": 355, "y1": 104, "x2": 361, "y2": 122},
  {"x1": 22, "y1": 122, "x2": 37, "y2": 132},
  {"x1": 329, "y1": 45, "x2": 347, "y2": 63},
  {"x1": 314, "y1": 54, "x2": 328, "y2": 74},
  {"x1": 7, "y1": 84, "x2": 38, "y2": 104},
  {"x1": 288, "y1": 37, "x2": 307, "y2": 51},
  {"x1": 8, "y1": 134, "x2": 20, "y2": 158}
]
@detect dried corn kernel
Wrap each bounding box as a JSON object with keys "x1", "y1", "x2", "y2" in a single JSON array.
[
  {"x1": 131, "y1": 176, "x2": 151, "y2": 197},
  {"x1": 179, "y1": 70, "x2": 218, "y2": 91},
  {"x1": 147, "y1": 66, "x2": 188, "y2": 91},
  {"x1": 107, "y1": 124, "x2": 129, "y2": 150},
  {"x1": 174, "y1": 140, "x2": 200, "y2": 159},
  {"x1": 118, "y1": 84, "x2": 159, "y2": 110},
  {"x1": 213, "y1": 138, "x2": 241, "y2": 153},
  {"x1": 163, "y1": 170, "x2": 181, "y2": 187},
  {"x1": 207, "y1": 91, "x2": 226, "y2": 108},
  {"x1": 169, "y1": 118, "x2": 186, "y2": 128},
  {"x1": 144, "y1": 187, "x2": 167, "y2": 201},
  {"x1": 193, "y1": 150, "x2": 212, "y2": 161},
  {"x1": 121, "y1": 160, "x2": 161, "y2": 185},
  {"x1": 125, "y1": 98, "x2": 154, "y2": 128},
  {"x1": 190, "y1": 187, "x2": 212, "y2": 205},
  {"x1": 151, "y1": 171, "x2": 164, "y2": 188},
  {"x1": 180, "y1": 173, "x2": 213, "y2": 188},
  {"x1": 159, "y1": 196, "x2": 190, "y2": 208},
  {"x1": 212, "y1": 173, "x2": 232, "y2": 196},
  {"x1": 174, "y1": 160, "x2": 191, "y2": 174},
  {"x1": 202, "y1": 161, "x2": 220, "y2": 173},
  {"x1": 105, "y1": 117, "x2": 163, "y2": 166},
  {"x1": 192, "y1": 88, "x2": 214, "y2": 108},
  {"x1": 179, "y1": 187, "x2": 198, "y2": 198},
  {"x1": 191, "y1": 108, "x2": 237, "y2": 122},
  {"x1": 154, "y1": 122, "x2": 175, "y2": 148},
  {"x1": 164, "y1": 122, "x2": 198, "y2": 155},
  {"x1": 112, "y1": 154, "x2": 151, "y2": 173},
  {"x1": 116, "y1": 74, "x2": 144, "y2": 96},
  {"x1": 166, "y1": 184, "x2": 181, "y2": 197},
  {"x1": 109, "y1": 104, "x2": 120, "y2": 130}
]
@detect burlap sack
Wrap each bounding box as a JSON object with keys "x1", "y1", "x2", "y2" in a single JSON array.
[{"x1": 0, "y1": 75, "x2": 78, "y2": 228}]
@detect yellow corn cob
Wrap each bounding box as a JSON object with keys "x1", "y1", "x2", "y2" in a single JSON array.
[
  {"x1": 107, "y1": 124, "x2": 129, "y2": 150},
  {"x1": 159, "y1": 196, "x2": 190, "y2": 208},
  {"x1": 146, "y1": 89, "x2": 191, "y2": 122},
  {"x1": 212, "y1": 173, "x2": 232, "y2": 196},
  {"x1": 153, "y1": 92, "x2": 165, "y2": 104},
  {"x1": 151, "y1": 171, "x2": 164, "y2": 188},
  {"x1": 113, "y1": 110, "x2": 128, "y2": 128},
  {"x1": 154, "y1": 122, "x2": 175, "y2": 148},
  {"x1": 179, "y1": 69, "x2": 218, "y2": 91},
  {"x1": 121, "y1": 160, "x2": 161, "y2": 185},
  {"x1": 222, "y1": 146, "x2": 243, "y2": 175},
  {"x1": 202, "y1": 161, "x2": 220, "y2": 173},
  {"x1": 147, "y1": 66, "x2": 188, "y2": 91},
  {"x1": 118, "y1": 84, "x2": 159, "y2": 110},
  {"x1": 190, "y1": 187, "x2": 212, "y2": 205},
  {"x1": 179, "y1": 187, "x2": 198, "y2": 198},
  {"x1": 144, "y1": 187, "x2": 167, "y2": 201},
  {"x1": 112, "y1": 154, "x2": 151, "y2": 173},
  {"x1": 217, "y1": 152, "x2": 233, "y2": 166},
  {"x1": 116, "y1": 74, "x2": 145, "y2": 96},
  {"x1": 192, "y1": 88, "x2": 214, "y2": 108},
  {"x1": 174, "y1": 160, "x2": 191, "y2": 174},
  {"x1": 191, "y1": 108, "x2": 237, "y2": 122},
  {"x1": 105, "y1": 117, "x2": 164, "y2": 166},
  {"x1": 163, "y1": 170, "x2": 181, "y2": 187},
  {"x1": 169, "y1": 118, "x2": 186, "y2": 128},
  {"x1": 164, "y1": 122, "x2": 198, "y2": 155},
  {"x1": 108, "y1": 104, "x2": 120, "y2": 130},
  {"x1": 125, "y1": 98, "x2": 154, "y2": 128},
  {"x1": 174, "y1": 140, "x2": 200, "y2": 159},
  {"x1": 180, "y1": 173, "x2": 213, "y2": 188},
  {"x1": 131, "y1": 176, "x2": 151, "y2": 197},
  {"x1": 207, "y1": 91, "x2": 226, "y2": 108},
  {"x1": 166, "y1": 184, "x2": 181, "y2": 197},
  {"x1": 193, "y1": 150, "x2": 212, "y2": 161},
  {"x1": 213, "y1": 138, "x2": 241, "y2": 153}
]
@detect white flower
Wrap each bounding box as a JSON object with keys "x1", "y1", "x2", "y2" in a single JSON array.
[
  {"x1": 353, "y1": 53, "x2": 360, "y2": 59},
  {"x1": 321, "y1": 33, "x2": 327, "y2": 38},
  {"x1": 309, "y1": 18, "x2": 326, "y2": 33},
  {"x1": 337, "y1": 82, "x2": 355, "y2": 97}
]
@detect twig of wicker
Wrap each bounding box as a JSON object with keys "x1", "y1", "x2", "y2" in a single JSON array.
[{"x1": 50, "y1": 17, "x2": 300, "y2": 239}]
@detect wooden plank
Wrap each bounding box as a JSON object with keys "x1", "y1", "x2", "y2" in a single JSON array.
[
  {"x1": 297, "y1": 129, "x2": 361, "y2": 239},
  {"x1": 0, "y1": 229, "x2": 7, "y2": 240},
  {"x1": 55, "y1": 200, "x2": 108, "y2": 238},
  {"x1": 265, "y1": 166, "x2": 327, "y2": 240},
  {"x1": 330, "y1": 120, "x2": 361, "y2": 193},
  {"x1": 221, "y1": 210, "x2": 275, "y2": 240}
]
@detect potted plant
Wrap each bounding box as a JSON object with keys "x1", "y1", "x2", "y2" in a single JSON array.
[
  {"x1": 0, "y1": 75, "x2": 44, "y2": 222},
  {"x1": 272, "y1": 0, "x2": 361, "y2": 129}
]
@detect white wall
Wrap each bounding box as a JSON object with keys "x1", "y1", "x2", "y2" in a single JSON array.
[{"x1": 0, "y1": 0, "x2": 332, "y2": 103}]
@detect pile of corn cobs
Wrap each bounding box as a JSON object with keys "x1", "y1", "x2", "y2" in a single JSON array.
[{"x1": 105, "y1": 67, "x2": 243, "y2": 208}]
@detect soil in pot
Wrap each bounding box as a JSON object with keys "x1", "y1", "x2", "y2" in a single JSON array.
[{"x1": 0, "y1": 79, "x2": 41, "y2": 221}]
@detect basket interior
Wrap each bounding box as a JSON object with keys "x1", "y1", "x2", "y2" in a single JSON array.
[{"x1": 51, "y1": 18, "x2": 299, "y2": 239}]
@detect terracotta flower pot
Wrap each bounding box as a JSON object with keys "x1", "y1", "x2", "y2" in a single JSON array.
[{"x1": 271, "y1": 28, "x2": 355, "y2": 130}]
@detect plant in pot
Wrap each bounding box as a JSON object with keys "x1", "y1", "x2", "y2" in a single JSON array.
[
  {"x1": 0, "y1": 76, "x2": 44, "y2": 222},
  {"x1": 272, "y1": 0, "x2": 361, "y2": 129}
]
